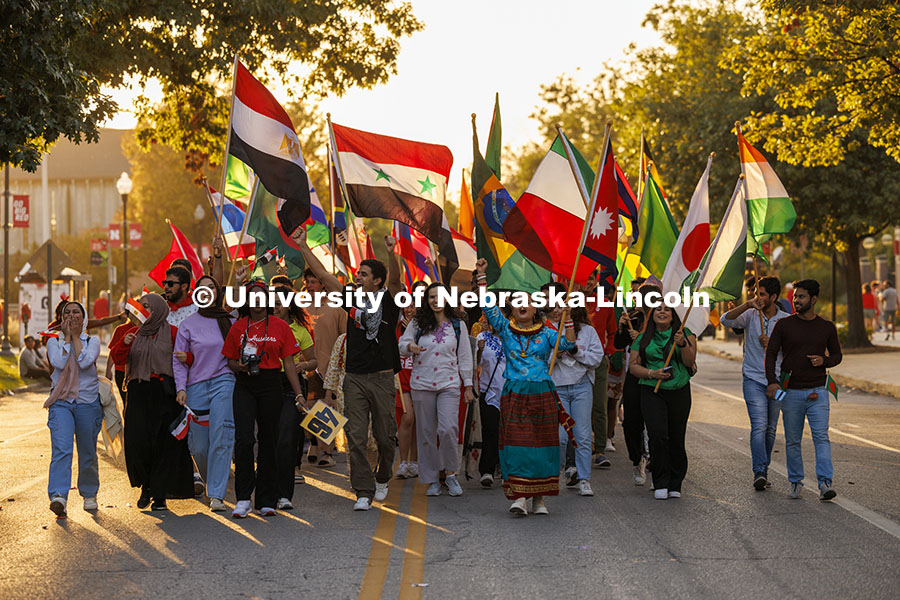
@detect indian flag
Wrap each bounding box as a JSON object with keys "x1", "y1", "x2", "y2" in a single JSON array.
[
  {"x1": 502, "y1": 134, "x2": 599, "y2": 282},
  {"x1": 689, "y1": 178, "x2": 749, "y2": 302},
  {"x1": 738, "y1": 129, "x2": 796, "y2": 240}
]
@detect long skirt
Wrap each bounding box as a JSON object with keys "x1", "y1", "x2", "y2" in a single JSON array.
[
  {"x1": 498, "y1": 379, "x2": 574, "y2": 499},
  {"x1": 124, "y1": 378, "x2": 195, "y2": 500}
]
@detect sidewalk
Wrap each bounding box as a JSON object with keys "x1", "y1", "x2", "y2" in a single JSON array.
[{"x1": 698, "y1": 338, "x2": 900, "y2": 400}]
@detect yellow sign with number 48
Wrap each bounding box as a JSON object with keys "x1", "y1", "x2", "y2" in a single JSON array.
[{"x1": 300, "y1": 400, "x2": 348, "y2": 445}]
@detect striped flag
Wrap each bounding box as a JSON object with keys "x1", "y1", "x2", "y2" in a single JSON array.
[
  {"x1": 738, "y1": 128, "x2": 796, "y2": 240},
  {"x1": 688, "y1": 178, "x2": 748, "y2": 302},
  {"x1": 393, "y1": 221, "x2": 436, "y2": 285},
  {"x1": 169, "y1": 408, "x2": 191, "y2": 440},
  {"x1": 827, "y1": 374, "x2": 838, "y2": 402},
  {"x1": 228, "y1": 59, "x2": 310, "y2": 234},
  {"x1": 207, "y1": 185, "x2": 256, "y2": 259},
  {"x1": 125, "y1": 297, "x2": 150, "y2": 324},
  {"x1": 303, "y1": 185, "x2": 330, "y2": 249}
]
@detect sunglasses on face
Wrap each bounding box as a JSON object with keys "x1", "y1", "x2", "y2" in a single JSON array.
[{"x1": 163, "y1": 280, "x2": 184, "y2": 287}]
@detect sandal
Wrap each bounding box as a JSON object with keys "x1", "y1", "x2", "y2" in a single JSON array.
[{"x1": 316, "y1": 453, "x2": 336, "y2": 468}]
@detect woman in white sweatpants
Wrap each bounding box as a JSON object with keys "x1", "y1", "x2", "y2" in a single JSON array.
[{"x1": 399, "y1": 282, "x2": 474, "y2": 497}]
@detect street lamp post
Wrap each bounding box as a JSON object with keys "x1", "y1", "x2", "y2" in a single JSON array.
[
  {"x1": 1, "y1": 164, "x2": 12, "y2": 356},
  {"x1": 116, "y1": 172, "x2": 132, "y2": 300}
]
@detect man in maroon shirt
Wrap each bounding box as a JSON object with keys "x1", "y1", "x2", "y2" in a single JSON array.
[{"x1": 765, "y1": 279, "x2": 842, "y2": 502}]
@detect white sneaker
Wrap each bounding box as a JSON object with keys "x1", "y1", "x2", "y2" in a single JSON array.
[
  {"x1": 374, "y1": 482, "x2": 389, "y2": 502},
  {"x1": 605, "y1": 439, "x2": 616, "y2": 452},
  {"x1": 509, "y1": 497, "x2": 528, "y2": 516},
  {"x1": 446, "y1": 475, "x2": 463, "y2": 496},
  {"x1": 210, "y1": 498, "x2": 227, "y2": 512},
  {"x1": 276, "y1": 497, "x2": 293, "y2": 510},
  {"x1": 407, "y1": 462, "x2": 419, "y2": 477},
  {"x1": 578, "y1": 480, "x2": 594, "y2": 496},
  {"x1": 232, "y1": 500, "x2": 252, "y2": 518},
  {"x1": 633, "y1": 463, "x2": 646, "y2": 486},
  {"x1": 353, "y1": 497, "x2": 372, "y2": 511},
  {"x1": 426, "y1": 482, "x2": 441, "y2": 496},
  {"x1": 668, "y1": 491, "x2": 681, "y2": 499},
  {"x1": 654, "y1": 488, "x2": 669, "y2": 500},
  {"x1": 480, "y1": 473, "x2": 494, "y2": 488},
  {"x1": 396, "y1": 462, "x2": 409, "y2": 479},
  {"x1": 83, "y1": 497, "x2": 98, "y2": 511},
  {"x1": 259, "y1": 506, "x2": 276, "y2": 516},
  {"x1": 49, "y1": 496, "x2": 66, "y2": 517},
  {"x1": 533, "y1": 497, "x2": 549, "y2": 515}
]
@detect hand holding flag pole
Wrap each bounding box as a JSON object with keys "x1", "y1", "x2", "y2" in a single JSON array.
[
  {"x1": 736, "y1": 122, "x2": 766, "y2": 338},
  {"x1": 548, "y1": 121, "x2": 612, "y2": 376},
  {"x1": 615, "y1": 165, "x2": 652, "y2": 289},
  {"x1": 227, "y1": 177, "x2": 258, "y2": 286}
]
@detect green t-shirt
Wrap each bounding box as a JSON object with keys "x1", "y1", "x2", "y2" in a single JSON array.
[{"x1": 633, "y1": 326, "x2": 694, "y2": 390}]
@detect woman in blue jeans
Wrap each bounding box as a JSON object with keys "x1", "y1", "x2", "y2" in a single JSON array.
[
  {"x1": 173, "y1": 275, "x2": 236, "y2": 512},
  {"x1": 45, "y1": 301, "x2": 103, "y2": 517},
  {"x1": 547, "y1": 302, "x2": 604, "y2": 497}
]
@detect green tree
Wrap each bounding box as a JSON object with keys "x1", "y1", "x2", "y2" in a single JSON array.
[
  {"x1": 4, "y1": 1, "x2": 422, "y2": 172},
  {"x1": 725, "y1": 0, "x2": 900, "y2": 166}
]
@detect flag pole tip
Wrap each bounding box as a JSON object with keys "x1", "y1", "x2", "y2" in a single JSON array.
[
  {"x1": 710, "y1": 151, "x2": 716, "y2": 159},
  {"x1": 606, "y1": 119, "x2": 613, "y2": 126},
  {"x1": 326, "y1": 112, "x2": 332, "y2": 119},
  {"x1": 739, "y1": 173, "x2": 746, "y2": 180},
  {"x1": 734, "y1": 121, "x2": 741, "y2": 128}
]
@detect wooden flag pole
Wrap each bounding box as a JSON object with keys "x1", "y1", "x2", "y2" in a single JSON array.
[
  {"x1": 327, "y1": 150, "x2": 337, "y2": 277},
  {"x1": 326, "y1": 115, "x2": 365, "y2": 275},
  {"x1": 216, "y1": 54, "x2": 239, "y2": 243},
  {"x1": 226, "y1": 177, "x2": 258, "y2": 286},
  {"x1": 548, "y1": 122, "x2": 611, "y2": 375},
  {"x1": 735, "y1": 122, "x2": 764, "y2": 337},
  {"x1": 652, "y1": 304, "x2": 694, "y2": 393}
]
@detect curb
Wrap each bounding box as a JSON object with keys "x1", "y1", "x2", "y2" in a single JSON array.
[
  {"x1": 3, "y1": 382, "x2": 49, "y2": 396},
  {"x1": 697, "y1": 344, "x2": 900, "y2": 400}
]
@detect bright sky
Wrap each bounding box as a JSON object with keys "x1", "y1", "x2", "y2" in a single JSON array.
[{"x1": 106, "y1": 0, "x2": 661, "y2": 202}]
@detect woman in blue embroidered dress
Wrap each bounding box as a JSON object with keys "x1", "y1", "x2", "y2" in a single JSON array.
[{"x1": 475, "y1": 259, "x2": 576, "y2": 515}]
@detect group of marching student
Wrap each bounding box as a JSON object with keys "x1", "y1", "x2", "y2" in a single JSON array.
[{"x1": 41, "y1": 228, "x2": 704, "y2": 519}]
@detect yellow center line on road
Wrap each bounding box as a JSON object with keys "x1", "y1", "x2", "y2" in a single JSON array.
[
  {"x1": 398, "y1": 481, "x2": 428, "y2": 599},
  {"x1": 358, "y1": 479, "x2": 405, "y2": 600},
  {"x1": 692, "y1": 382, "x2": 900, "y2": 454}
]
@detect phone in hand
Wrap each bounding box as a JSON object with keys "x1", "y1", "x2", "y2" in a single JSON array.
[
  {"x1": 774, "y1": 389, "x2": 786, "y2": 402},
  {"x1": 662, "y1": 365, "x2": 673, "y2": 377}
]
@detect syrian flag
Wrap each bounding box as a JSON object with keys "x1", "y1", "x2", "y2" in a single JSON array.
[
  {"x1": 229, "y1": 60, "x2": 310, "y2": 235},
  {"x1": 504, "y1": 134, "x2": 599, "y2": 283},
  {"x1": 581, "y1": 137, "x2": 620, "y2": 288},
  {"x1": 687, "y1": 178, "x2": 748, "y2": 302},
  {"x1": 663, "y1": 156, "x2": 712, "y2": 334},
  {"x1": 148, "y1": 222, "x2": 205, "y2": 287},
  {"x1": 207, "y1": 185, "x2": 256, "y2": 259},
  {"x1": 125, "y1": 297, "x2": 150, "y2": 324},
  {"x1": 330, "y1": 122, "x2": 452, "y2": 242}
]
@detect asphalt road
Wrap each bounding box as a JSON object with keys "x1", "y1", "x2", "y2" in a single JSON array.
[{"x1": 1, "y1": 352, "x2": 898, "y2": 599}]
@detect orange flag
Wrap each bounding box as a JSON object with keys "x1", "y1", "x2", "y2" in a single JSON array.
[{"x1": 458, "y1": 169, "x2": 474, "y2": 239}]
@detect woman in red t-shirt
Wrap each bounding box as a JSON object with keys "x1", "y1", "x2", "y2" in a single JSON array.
[
  {"x1": 395, "y1": 303, "x2": 417, "y2": 479},
  {"x1": 222, "y1": 280, "x2": 304, "y2": 518},
  {"x1": 862, "y1": 283, "x2": 878, "y2": 333}
]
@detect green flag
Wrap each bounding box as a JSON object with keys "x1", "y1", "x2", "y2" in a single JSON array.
[
  {"x1": 631, "y1": 173, "x2": 679, "y2": 278},
  {"x1": 225, "y1": 155, "x2": 253, "y2": 202},
  {"x1": 247, "y1": 184, "x2": 306, "y2": 280}
]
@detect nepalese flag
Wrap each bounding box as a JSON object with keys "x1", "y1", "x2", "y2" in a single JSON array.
[
  {"x1": 125, "y1": 297, "x2": 150, "y2": 324},
  {"x1": 393, "y1": 221, "x2": 437, "y2": 285},
  {"x1": 302, "y1": 185, "x2": 330, "y2": 249},
  {"x1": 208, "y1": 186, "x2": 256, "y2": 259},
  {"x1": 738, "y1": 129, "x2": 796, "y2": 241},
  {"x1": 330, "y1": 122, "x2": 453, "y2": 242},
  {"x1": 229, "y1": 60, "x2": 310, "y2": 234},
  {"x1": 580, "y1": 138, "x2": 621, "y2": 287},
  {"x1": 503, "y1": 134, "x2": 600, "y2": 283}
]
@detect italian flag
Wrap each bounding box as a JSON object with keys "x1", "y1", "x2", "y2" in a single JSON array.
[
  {"x1": 689, "y1": 178, "x2": 749, "y2": 302},
  {"x1": 331, "y1": 122, "x2": 452, "y2": 243},
  {"x1": 662, "y1": 157, "x2": 712, "y2": 333},
  {"x1": 502, "y1": 134, "x2": 599, "y2": 282},
  {"x1": 738, "y1": 130, "x2": 796, "y2": 240}
]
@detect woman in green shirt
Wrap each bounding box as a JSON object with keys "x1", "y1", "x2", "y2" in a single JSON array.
[{"x1": 628, "y1": 305, "x2": 696, "y2": 500}]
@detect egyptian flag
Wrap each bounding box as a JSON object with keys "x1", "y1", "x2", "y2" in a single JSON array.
[
  {"x1": 125, "y1": 297, "x2": 150, "y2": 324},
  {"x1": 169, "y1": 408, "x2": 191, "y2": 440},
  {"x1": 229, "y1": 60, "x2": 310, "y2": 234},
  {"x1": 330, "y1": 122, "x2": 452, "y2": 243}
]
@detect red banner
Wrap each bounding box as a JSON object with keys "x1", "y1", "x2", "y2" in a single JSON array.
[
  {"x1": 109, "y1": 223, "x2": 142, "y2": 248},
  {"x1": 12, "y1": 195, "x2": 29, "y2": 228}
]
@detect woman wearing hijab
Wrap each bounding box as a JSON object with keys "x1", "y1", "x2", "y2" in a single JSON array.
[
  {"x1": 45, "y1": 301, "x2": 103, "y2": 517},
  {"x1": 124, "y1": 293, "x2": 194, "y2": 511},
  {"x1": 172, "y1": 276, "x2": 235, "y2": 512}
]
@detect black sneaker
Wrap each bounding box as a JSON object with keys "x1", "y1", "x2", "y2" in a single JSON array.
[
  {"x1": 151, "y1": 499, "x2": 168, "y2": 511},
  {"x1": 593, "y1": 455, "x2": 611, "y2": 469},
  {"x1": 137, "y1": 489, "x2": 152, "y2": 510},
  {"x1": 753, "y1": 474, "x2": 768, "y2": 491},
  {"x1": 819, "y1": 483, "x2": 837, "y2": 501},
  {"x1": 565, "y1": 467, "x2": 578, "y2": 488}
]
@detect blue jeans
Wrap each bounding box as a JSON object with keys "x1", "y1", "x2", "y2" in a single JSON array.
[
  {"x1": 557, "y1": 375, "x2": 593, "y2": 481},
  {"x1": 742, "y1": 377, "x2": 782, "y2": 476},
  {"x1": 47, "y1": 399, "x2": 103, "y2": 500},
  {"x1": 186, "y1": 373, "x2": 236, "y2": 500},
  {"x1": 781, "y1": 386, "x2": 833, "y2": 485}
]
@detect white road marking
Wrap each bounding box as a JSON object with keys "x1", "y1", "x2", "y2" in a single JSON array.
[
  {"x1": 0, "y1": 426, "x2": 46, "y2": 445},
  {"x1": 692, "y1": 382, "x2": 900, "y2": 454}
]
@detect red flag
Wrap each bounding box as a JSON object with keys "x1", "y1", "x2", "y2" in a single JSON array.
[
  {"x1": 149, "y1": 222, "x2": 204, "y2": 286},
  {"x1": 580, "y1": 138, "x2": 619, "y2": 287}
]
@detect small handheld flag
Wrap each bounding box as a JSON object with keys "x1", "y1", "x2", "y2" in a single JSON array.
[
  {"x1": 125, "y1": 297, "x2": 150, "y2": 324},
  {"x1": 827, "y1": 374, "x2": 838, "y2": 402},
  {"x1": 169, "y1": 408, "x2": 191, "y2": 440}
]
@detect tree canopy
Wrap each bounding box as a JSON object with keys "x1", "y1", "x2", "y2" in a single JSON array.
[{"x1": 2, "y1": 0, "x2": 422, "y2": 172}]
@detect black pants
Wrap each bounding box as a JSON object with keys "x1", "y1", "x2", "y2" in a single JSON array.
[
  {"x1": 277, "y1": 374, "x2": 306, "y2": 501},
  {"x1": 124, "y1": 379, "x2": 194, "y2": 500},
  {"x1": 622, "y1": 373, "x2": 646, "y2": 466},
  {"x1": 640, "y1": 383, "x2": 691, "y2": 492},
  {"x1": 478, "y1": 399, "x2": 500, "y2": 477},
  {"x1": 233, "y1": 369, "x2": 282, "y2": 509}
]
